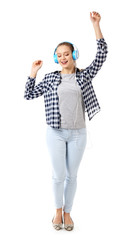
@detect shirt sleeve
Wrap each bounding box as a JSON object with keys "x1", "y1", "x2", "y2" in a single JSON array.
[
  {"x1": 82, "y1": 38, "x2": 108, "y2": 80},
  {"x1": 24, "y1": 75, "x2": 48, "y2": 100}
]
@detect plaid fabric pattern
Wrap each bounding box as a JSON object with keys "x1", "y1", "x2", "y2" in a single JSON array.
[{"x1": 24, "y1": 38, "x2": 108, "y2": 128}]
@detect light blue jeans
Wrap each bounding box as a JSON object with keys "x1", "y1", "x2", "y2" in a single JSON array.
[{"x1": 46, "y1": 125, "x2": 87, "y2": 213}]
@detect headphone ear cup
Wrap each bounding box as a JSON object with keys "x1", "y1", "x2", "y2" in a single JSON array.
[
  {"x1": 72, "y1": 50, "x2": 79, "y2": 60},
  {"x1": 53, "y1": 54, "x2": 59, "y2": 64},
  {"x1": 72, "y1": 51, "x2": 76, "y2": 60}
]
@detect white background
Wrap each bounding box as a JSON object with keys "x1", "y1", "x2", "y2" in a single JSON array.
[{"x1": 0, "y1": 0, "x2": 128, "y2": 239}]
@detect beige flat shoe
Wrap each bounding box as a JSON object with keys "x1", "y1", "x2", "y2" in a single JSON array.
[
  {"x1": 52, "y1": 216, "x2": 63, "y2": 230},
  {"x1": 63, "y1": 216, "x2": 74, "y2": 231}
]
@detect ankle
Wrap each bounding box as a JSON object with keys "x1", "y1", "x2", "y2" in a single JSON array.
[
  {"x1": 56, "y1": 208, "x2": 62, "y2": 216},
  {"x1": 64, "y1": 212, "x2": 70, "y2": 216}
]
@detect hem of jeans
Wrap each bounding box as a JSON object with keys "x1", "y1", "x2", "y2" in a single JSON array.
[
  {"x1": 63, "y1": 207, "x2": 72, "y2": 213},
  {"x1": 55, "y1": 205, "x2": 63, "y2": 210}
]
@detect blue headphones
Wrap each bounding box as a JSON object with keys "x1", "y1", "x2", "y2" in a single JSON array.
[{"x1": 53, "y1": 41, "x2": 79, "y2": 64}]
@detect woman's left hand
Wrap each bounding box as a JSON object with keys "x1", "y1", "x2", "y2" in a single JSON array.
[{"x1": 90, "y1": 11, "x2": 101, "y2": 25}]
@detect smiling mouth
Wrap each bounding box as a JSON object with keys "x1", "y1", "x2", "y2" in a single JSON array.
[{"x1": 61, "y1": 61, "x2": 68, "y2": 65}]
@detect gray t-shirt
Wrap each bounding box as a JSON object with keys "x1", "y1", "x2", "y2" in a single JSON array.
[{"x1": 57, "y1": 73, "x2": 86, "y2": 129}]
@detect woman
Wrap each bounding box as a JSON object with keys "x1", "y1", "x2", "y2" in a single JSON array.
[{"x1": 24, "y1": 11, "x2": 108, "y2": 231}]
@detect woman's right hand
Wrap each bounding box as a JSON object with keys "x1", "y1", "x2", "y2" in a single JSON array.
[{"x1": 30, "y1": 60, "x2": 43, "y2": 78}]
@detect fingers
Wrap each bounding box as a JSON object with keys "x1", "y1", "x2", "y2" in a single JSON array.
[
  {"x1": 34, "y1": 60, "x2": 43, "y2": 66},
  {"x1": 35, "y1": 60, "x2": 42, "y2": 64},
  {"x1": 92, "y1": 11, "x2": 101, "y2": 17}
]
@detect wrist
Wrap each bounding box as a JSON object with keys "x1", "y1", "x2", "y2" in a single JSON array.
[
  {"x1": 92, "y1": 22, "x2": 100, "y2": 28},
  {"x1": 30, "y1": 71, "x2": 37, "y2": 78}
]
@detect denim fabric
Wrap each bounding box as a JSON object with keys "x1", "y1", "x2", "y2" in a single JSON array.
[{"x1": 46, "y1": 125, "x2": 87, "y2": 213}]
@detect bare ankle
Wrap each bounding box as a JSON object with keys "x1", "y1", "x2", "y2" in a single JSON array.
[
  {"x1": 64, "y1": 212, "x2": 70, "y2": 216},
  {"x1": 56, "y1": 208, "x2": 62, "y2": 216}
]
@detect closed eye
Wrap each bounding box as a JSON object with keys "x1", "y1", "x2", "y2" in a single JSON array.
[{"x1": 57, "y1": 54, "x2": 69, "y2": 57}]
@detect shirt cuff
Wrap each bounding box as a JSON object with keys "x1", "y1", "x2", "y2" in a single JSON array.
[
  {"x1": 27, "y1": 76, "x2": 36, "y2": 80},
  {"x1": 96, "y1": 38, "x2": 105, "y2": 42}
]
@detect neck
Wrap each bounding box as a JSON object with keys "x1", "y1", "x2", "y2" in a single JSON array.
[{"x1": 61, "y1": 66, "x2": 76, "y2": 74}]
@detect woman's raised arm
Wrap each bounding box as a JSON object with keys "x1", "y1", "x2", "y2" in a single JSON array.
[
  {"x1": 24, "y1": 60, "x2": 49, "y2": 100},
  {"x1": 81, "y1": 12, "x2": 108, "y2": 80},
  {"x1": 90, "y1": 11, "x2": 103, "y2": 40}
]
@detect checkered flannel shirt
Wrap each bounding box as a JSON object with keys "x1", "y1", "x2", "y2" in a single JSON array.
[{"x1": 24, "y1": 38, "x2": 108, "y2": 128}]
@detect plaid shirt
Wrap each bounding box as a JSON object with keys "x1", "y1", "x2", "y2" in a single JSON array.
[{"x1": 24, "y1": 38, "x2": 108, "y2": 129}]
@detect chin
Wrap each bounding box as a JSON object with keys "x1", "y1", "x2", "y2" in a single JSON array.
[{"x1": 62, "y1": 64, "x2": 71, "y2": 68}]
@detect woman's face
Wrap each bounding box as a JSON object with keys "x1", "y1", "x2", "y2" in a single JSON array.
[{"x1": 56, "y1": 45, "x2": 75, "y2": 69}]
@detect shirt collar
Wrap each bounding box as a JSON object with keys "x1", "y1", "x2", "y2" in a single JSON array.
[{"x1": 57, "y1": 67, "x2": 80, "y2": 75}]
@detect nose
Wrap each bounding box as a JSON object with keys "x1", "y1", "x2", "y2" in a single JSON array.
[{"x1": 61, "y1": 54, "x2": 66, "y2": 59}]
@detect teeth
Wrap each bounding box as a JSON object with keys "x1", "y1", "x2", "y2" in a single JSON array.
[{"x1": 61, "y1": 61, "x2": 68, "y2": 63}]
